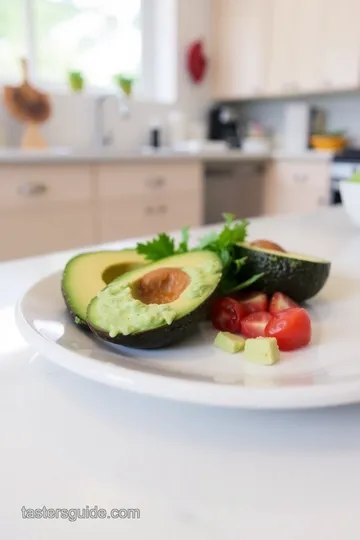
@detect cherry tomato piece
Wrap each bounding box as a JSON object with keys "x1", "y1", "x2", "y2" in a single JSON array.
[
  {"x1": 269, "y1": 292, "x2": 298, "y2": 315},
  {"x1": 240, "y1": 311, "x2": 273, "y2": 339},
  {"x1": 234, "y1": 291, "x2": 268, "y2": 314},
  {"x1": 211, "y1": 297, "x2": 247, "y2": 333},
  {"x1": 265, "y1": 307, "x2": 311, "y2": 351}
]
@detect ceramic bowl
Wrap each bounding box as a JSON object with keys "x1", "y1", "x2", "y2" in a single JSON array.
[{"x1": 340, "y1": 180, "x2": 360, "y2": 226}]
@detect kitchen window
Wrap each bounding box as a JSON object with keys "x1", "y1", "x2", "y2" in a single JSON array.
[{"x1": 0, "y1": 0, "x2": 142, "y2": 90}]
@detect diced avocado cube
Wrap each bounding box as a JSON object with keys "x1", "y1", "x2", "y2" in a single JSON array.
[
  {"x1": 244, "y1": 337, "x2": 280, "y2": 365},
  {"x1": 214, "y1": 332, "x2": 245, "y2": 354}
]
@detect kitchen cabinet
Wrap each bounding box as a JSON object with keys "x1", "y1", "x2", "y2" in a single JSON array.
[
  {"x1": 315, "y1": 0, "x2": 360, "y2": 91},
  {"x1": 264, "y1": 161, "x2": 331, "y2": 216},
  {"x1": 0, "y1": 165, "x2": 95, "y2": 261},
  {"x1": 267, "y1": 0, "x2": 321, "y2": 94},
  {"x1": 212, "y1": 0, "x2": 360, "y2": 99},
  {"x1": 0, "y1": 161, "x2": 203, "y2": 261},
  {"x1": 96, "y1": 162, "x2": 203, "y2": 243},
  {"x1": 211, "y1": 0, "x2": 273, "y2": 99}
]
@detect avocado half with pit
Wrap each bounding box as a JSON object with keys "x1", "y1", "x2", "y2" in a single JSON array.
[
  {"x1": 62, "y1": 249, "x2": 147, "y2": 327},
  {"x1": 87, "y1": 251, "x2": 223, "y2": 349},
  {"x1": 235, "y1": 243, "x2": 331, "y2": 302}
]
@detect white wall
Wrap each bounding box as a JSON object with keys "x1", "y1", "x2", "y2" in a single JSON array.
[
  {"x1": 237, "y1": 92, "x2": 360, "y2": 148},
  {"x1": 1, "y1": 0, "x2": 213, "y2": 151}
]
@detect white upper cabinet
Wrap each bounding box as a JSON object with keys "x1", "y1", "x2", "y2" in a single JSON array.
[{"x1": 211, "y1": 0, "x2": 273, "y2": 99}]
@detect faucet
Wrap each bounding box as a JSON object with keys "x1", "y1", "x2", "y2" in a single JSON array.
[{"x1": 94, "y1": 94, "x2": 114, "y2": 148}]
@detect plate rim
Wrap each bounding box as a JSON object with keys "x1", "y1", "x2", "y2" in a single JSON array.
[{"x1": 14, "y1": 271, "x2": 360, "y2": 410}]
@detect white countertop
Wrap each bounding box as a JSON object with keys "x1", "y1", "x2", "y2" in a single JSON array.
[
  {"x1": 0, "y1": 147, "x2": 332, "y2": 164},
  {"x1": 2, "y1": 206, "x2": 360, "y2": 539}
]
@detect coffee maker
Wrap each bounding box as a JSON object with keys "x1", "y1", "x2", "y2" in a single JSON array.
[{"x1": 207, "y1": 104, "x2": 240, "y2": 148}]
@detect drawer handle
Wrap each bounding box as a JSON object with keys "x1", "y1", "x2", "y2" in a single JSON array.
[
  {"x1": 17, "y1": 183, "x2": 47, "y2": 196},
  {"x1": 146, "y1": 177, "x2": 166, "y2": 189},
  {"x1": 294, "y1": 174, "x2": 307, "y2": 183},
  {"x1": 317, "y1": 196, "x2": 327, "y2": 206},
  {"x1": 158, "y1": 204, "x2": 167, "y2": 214}
]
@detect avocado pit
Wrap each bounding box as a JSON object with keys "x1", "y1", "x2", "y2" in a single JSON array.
[{"x1": 131, "y1": 267, "x2": 190, "y2": 305}]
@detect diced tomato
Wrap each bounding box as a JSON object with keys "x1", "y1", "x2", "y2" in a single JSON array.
[
  {"x1": 211, "y1": 297, "x2": 247, "y2": 333},
  {"x1": 240, "y1": 312, "x2": 273, "y2": 339},
  {"x1": 269, "y1": 292, "x2": 298, "y2": 315},
  {"x1": 233, "y1": 291, "x2": 268, "y2": 315},
  {"x1": 265, "y1": 307, "x2": 311, "y2": 351}
]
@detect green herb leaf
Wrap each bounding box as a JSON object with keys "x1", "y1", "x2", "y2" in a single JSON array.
[
  {"x1": 136, "y1": 233, "x2": 175, "y2": 261},
  {"x1": 197, "y1": 231, "x2": 218, "y2": 250},
  {"x1": 222, "y1": 273, "x2": 264, "y2": 295},
  {"x1": 233, "y1": 256, "x2": 247, "y2": 272},
  {"x1": 179, "y1": 226, "x2": 190, "y2": 253},
  {"x1": 223, "y1": 212, "x2": 236, "y2": 225},
  {"x1": 219, "y1": 249, "x2": 231, "y2": 268}
]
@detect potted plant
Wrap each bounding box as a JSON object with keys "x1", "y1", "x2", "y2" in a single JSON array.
[
  {"x1": 68, "y1": 71, "x2": 85, "y2": 93},
  {"x1": 113, "y1": 74, "x2": 135, "y2": 97}
]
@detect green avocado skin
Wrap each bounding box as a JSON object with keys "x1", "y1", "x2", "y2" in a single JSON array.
[
  {"x1": 61, "y1": 278, "x2": 89, "y2": 329},
  {"x1": 88, "y1": 292, "x2": 216, "y2": 349},
  {"x1": 235, "y1": 245, "x2": 331, "y2": 303}
]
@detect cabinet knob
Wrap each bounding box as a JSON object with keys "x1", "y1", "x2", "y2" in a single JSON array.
[
  {"x1": 317, "y1": 196, "x2": 328, "y2": 206},
  {"x1": 144, "y1": 206, "x2": 153, "y2": 215},
  {"x1": 146, "y1": 177, "x2": 166, "y2": 189},
  {"x1": 17, "y1": 183, "x2": 47, "y2": 196},
  {"x1": 293, "y1": 174, "x2": 307, "y2": 183},
  {"x1": 158, "y1": 204, "x2": 167, "y2": 214}
]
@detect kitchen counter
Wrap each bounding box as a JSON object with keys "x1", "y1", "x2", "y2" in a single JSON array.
[
  {"x1": 1, "y1": 206, "x2": 360, "y2": 539},
  {"x1": 0, "y1": 147, "x2": 332, "y2": 164}
]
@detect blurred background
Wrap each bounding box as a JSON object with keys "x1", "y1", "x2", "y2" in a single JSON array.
[{"x1": 0, "y1": 0, "x2": 359, "y2": 261}]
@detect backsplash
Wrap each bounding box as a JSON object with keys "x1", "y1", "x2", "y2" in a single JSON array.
[{"x1": 237, "y1": 92, "x2": 360, "y2": 148}]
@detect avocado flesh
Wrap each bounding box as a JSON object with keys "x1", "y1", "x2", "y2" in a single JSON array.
[
  {"x1": 62, "y1": 249, "x2": 147, "y2": 327},
  {"x1": 87, "y1": 251, "x2": 223, "y2": 349},
  {"x1": 235, "y1": 243, "x2": 331, "y2": 303}
]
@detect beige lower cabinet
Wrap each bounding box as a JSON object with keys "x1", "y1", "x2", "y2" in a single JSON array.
[
  {"x1": 264, "y1": 160, "x2": 331, "y2": 216},
  {"x1": 0, "y1": 161, "x2": 204, "y2": 261},
  {"x1": 95, "y1": 161, "x2": 204, "y2": 243},
  {"x1": 0, "y1": 164, "x2": 96, "y2": 261}
]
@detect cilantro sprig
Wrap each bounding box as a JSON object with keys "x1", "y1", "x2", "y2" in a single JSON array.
[
  {"x1": 135, "y1": 214, "x2": 262, "y2": 294},
  {"x1": 136, "y1": 226, "x2": 189, "y2": 261}
]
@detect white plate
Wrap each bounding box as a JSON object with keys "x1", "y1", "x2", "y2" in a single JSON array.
[{"x1": 16, "y1": 270, "x2": 360, "y2": 409}]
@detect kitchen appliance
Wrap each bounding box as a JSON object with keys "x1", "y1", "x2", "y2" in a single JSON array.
[
  {"x1": 283, "y1": 103, "x2": 326, "y2": 153},
  {"x1": 207, "y1": 104, "x2": 240, "y2": 148},
  {"x1": 330, "y1": 149, "x2": 360, "y2": 204}
]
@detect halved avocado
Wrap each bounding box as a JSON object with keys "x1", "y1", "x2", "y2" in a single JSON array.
[
  {"x1": 235, "y1": 242, "x2": 331, "y2": 302},
  {"x1": 62, "y1": 249, "x2": 147, "y2": 327},
  {"x1": 87, "y1": 251, "x2": 223, "y2": 349}
]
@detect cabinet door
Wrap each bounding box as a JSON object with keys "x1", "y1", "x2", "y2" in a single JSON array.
[
  {"x1": 264, "y1": 161, "x2": 331, "y2": 216},
  {"x1": 267, "y1": 0, "x2": 320, "y2": 94},
  {"x1": 212, "y1": 0, "x2": 273, "y2": 99},
  {"x1": 100, "y1": 192, "x2": 203, "y2": 243},
  {"x1": 317, "y1": 0, "x2": 360, "y2": 90},
  {"x1": 97, "y1": 162, "x2": 203, "y2": 243},
  {"x1": 0, "y1": 205, "x2": 94, "y2": 261},
  {"x1": 0, "y1": 165, "x2": 95, "y2": 261}
]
